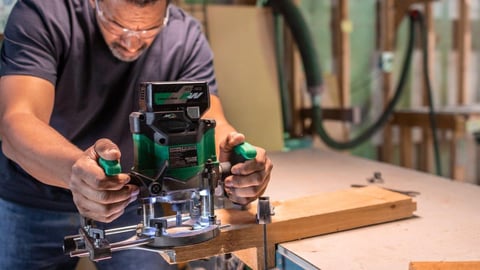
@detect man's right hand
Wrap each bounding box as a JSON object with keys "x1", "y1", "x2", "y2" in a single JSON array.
[{"x1": 69, "y1": 138, "x2": 139, "y2": 223}]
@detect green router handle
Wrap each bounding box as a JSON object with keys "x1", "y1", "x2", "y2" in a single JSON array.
[
  {"x1": 233, "y1": 142, "x2": 257, "y2": 160},
  {"x1": 227, "y1": 142, "x2": 257, "y2": 170},
  {"x1": 217, "y1": 142, "x2": 257, "y2": 205},
  {"x1": 97, "y1": 143, "x2": 255, "y2": 176},
  {"x1": 98, "y1": 158, "x2": 122, "y2": 176}
]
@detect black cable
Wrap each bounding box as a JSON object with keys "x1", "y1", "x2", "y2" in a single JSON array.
[
  {"x1": 273, "y1": 12, "x2": 293, "y2": 135},
  {"x1": 311, "y1": 13, "x2": 416, "y2": 150},
  {"x1": 267, "y1": 0, "x2": 323, "y2": 98},
  {"x1": 412, "y1": 10, "x2": 442, "y2": 176},
  {"x1": 270, "y1": 0, "x2": 442, "y2": 175},
  {"x1": 268, "y1": 0, "x2": 414, "y2": 150}
]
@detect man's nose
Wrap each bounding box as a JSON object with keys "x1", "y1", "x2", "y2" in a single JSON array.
[{"x1": 119, "y1": 32, "x2": 143, "y2": 51}]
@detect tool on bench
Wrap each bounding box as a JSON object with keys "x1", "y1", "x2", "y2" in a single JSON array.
[
  {"x1": 256, "y1": 196, "x2": 273, "y2": 270},
  {"x1": 63, "y1": 81, "x2": 257, "y2": 261},
  {"x1": 367, "y1": 171, "x2": 384, "y2": 183},
  {"x1": 351, "y1": 184, "x2": 420, "y2": 197}
]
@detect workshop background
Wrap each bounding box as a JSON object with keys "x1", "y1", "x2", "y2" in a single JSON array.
[
  {"x1": 0, "y1": 0, "x2": 479, "y2": 269},
  {"x1": 2, "y1": 0, "x2": 480, "y2": 183},
  {"x1": 1, "y1": 0, "x2": 479, "y2": 184},
  {"x1": 176, "y1": 0, "x2": 480, "y2": 185}
]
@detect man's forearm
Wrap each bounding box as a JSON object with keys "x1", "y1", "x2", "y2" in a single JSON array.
[
  {"x1": 203, "y1": 95, "x2": 236, "y2": 150},
  {"x1": 1, "y1": 112, "x2": 82, "y2": 189}
]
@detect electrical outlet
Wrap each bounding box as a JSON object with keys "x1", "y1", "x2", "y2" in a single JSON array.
[{"x1": 380, "y1": 51, "x2": 394, "y2": 72}]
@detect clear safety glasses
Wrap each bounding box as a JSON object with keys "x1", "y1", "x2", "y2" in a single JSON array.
[{"x1": 94, "y1": 0, "x2": 169, "y2": 39}]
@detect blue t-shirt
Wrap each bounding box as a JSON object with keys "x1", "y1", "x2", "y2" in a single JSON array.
[{"x1": 0, "y1": 0, "x2": 218, "y2": 211}]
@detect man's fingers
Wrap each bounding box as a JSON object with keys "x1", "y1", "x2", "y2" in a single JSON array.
[
  {"x1": 72, "y1": 185, "x2": 138, "y2": 223},
  {"x1": 224, "y1": 152, "x2": 273, "y2": 205},
  {"x1": 71, "y1": 181, "x2": 138, "y2": 205},
  {"x1": 229, "y1": 146, "x2": 267, "y2": 174},
  {"x1": 92, "y1": 138, "x2": 122, "y2": 161},
  {"x1": 71, "y1": 156, "x2": 130, "y2": 189},
  {"x1": 220, "y1": 132, "x2": 245, "y2": 153},
  {"x1": 224, "y1": 172, "x2": 264, "y2": 189},
  {"x1": 69, "y1": 139, "x2": 136, "y2": 223},
  {"x1": 75, "y1": 197, "x2": 132, "y2": 223}
]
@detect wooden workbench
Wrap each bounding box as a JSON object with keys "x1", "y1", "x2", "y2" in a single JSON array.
[
  {"x1": 77, "y1": 147, "x2": 478, "y2": 269},
  {"x1": 266, "y1": 148, "x2": 480, "y2": 270}
]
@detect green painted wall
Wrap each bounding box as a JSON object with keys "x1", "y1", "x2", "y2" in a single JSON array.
[
  {"x1": 299, "y1": 0, "x2": 380, "y2": 159},
  {"x1": 297, "y1": 0, "x2": 480, "y2": 181}
]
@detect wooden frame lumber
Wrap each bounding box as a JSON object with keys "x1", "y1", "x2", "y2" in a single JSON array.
[
  {"x1": 390, "y1": 109, "x2": 480, "y2": 180},
  {"x1": 301, "y1": 107, "x2": 362, "y2": 124},
  {"x1": 153, "y1": 186, "x2": 416, "y2": 269},
  {"x1": 456, "y1": 0, "x2": 471, "y2": 105},
  {"x1": 410, "y1": 261, "x2": 480, "y2": 270},
  {"x1": 393, "y1": 0, "x2": 438, "y2": 30}
]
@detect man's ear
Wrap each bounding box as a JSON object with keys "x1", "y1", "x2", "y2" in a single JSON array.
[{"x1": 89, "y1": 0, "x2": 96, "y2": 9}]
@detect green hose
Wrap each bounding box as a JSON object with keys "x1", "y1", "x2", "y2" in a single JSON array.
[
  {"x1": 415, "y1": 10, "x2": 442, "y2": 176},
  {"x1": 268, "y1": 0, "x2": 443, "y2": 176},
  {"x1": 268, "y1": 0, "x2": 413, "y2": 150},
  {"x1": 273, "y1": 13, "x2": 293, "y2": 134},
  {"x1": 267, "y1": 0, "x2": 323, "y2": 97},
  {"x1": 311, "y1": 15, "x2": 415, "y2": 150}
]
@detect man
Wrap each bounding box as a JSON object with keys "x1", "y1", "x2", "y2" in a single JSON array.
[{"x1": 0, "y1": 0, "x2": 273, "y2": 269}]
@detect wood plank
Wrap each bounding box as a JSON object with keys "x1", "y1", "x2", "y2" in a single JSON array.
[
  {"x1": 391, "y1": 111, "x2": 468, "y2": 131},
  {"x1": 393, "y1": 0, "x2": 438, "y2": 30},
  {"x1": 330, "y1": 0, "x2": 351, "y2": 142},
  {"x1": 151, "y1": 186, "x2": 416, "y2": 269},
  {"x1": 390, "y1": 111, "x2": 468, "y2": 180},
  {"x1": 420, "y1": 126, "x2": 434, "y2": 173},
  {"x1": 301, "y1": 107, "x2": 362, "y2": 124},
  {"x1": 337, "y1": 0, "x2": 350, "y2": 108},
  {"x1": 409, "y1": 261, "x2": 480, "y2": 270},
  {"x1": 450, "y1": 123, "x2": 466, "y2": 181},
  {"x1": 422, "y1": 2, "x2": 435, "y2": 107},
  {"x1": 380, "y1": 0, "x2": 395, "y2": 163},
  {"x1": 400, "y1": 126, "x2": 413, "y2": 168},
  {"x1": 457, "y1": 0, "x2": 471, "y2": 105}
]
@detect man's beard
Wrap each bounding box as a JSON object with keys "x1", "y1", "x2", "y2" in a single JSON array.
[{"x1": 108, "y1": 42, "x2": 147, "y2": 62}]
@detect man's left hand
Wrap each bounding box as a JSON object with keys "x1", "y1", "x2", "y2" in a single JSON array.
[{"x1": 219, "y1": 132, "x2": 273, "y2": 205}]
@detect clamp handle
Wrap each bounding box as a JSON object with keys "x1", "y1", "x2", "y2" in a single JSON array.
[{"x1": 97, "y1": 143, "x2": 255, "y2": 176}]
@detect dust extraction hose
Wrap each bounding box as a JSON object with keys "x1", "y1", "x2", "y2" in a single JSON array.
[
  {"x1": 268, "y1": 0, "x2": 415, "y2": 151},
  {"x1": 268, "y1": 1, "x2": 442, "y2": 175}
]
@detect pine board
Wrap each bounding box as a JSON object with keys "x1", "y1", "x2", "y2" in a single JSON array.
[{"x1": 155, "y1": 186, "x2": 417, "y2": 269}]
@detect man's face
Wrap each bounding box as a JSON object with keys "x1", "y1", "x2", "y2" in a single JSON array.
[{"x1": 93, "y1": 0, "x2": 168, "y2": 62}]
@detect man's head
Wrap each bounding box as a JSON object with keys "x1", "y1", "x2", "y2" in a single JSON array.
[{"x1": 92, "y1": 0, "x2": 169, "y2": 62}]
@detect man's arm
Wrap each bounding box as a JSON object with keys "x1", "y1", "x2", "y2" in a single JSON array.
[
  {"x1": 203, "y1": 94, "x2": 236, "y2": 153},
  {"x1": 0, "y1": 75, "x2": 137, "y2": 222},
  {"x1": 0, "y1": 75, "x2": 78, "y2": 187}
]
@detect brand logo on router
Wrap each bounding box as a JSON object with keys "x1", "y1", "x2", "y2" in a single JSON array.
[
  {"x1": 154, "y1": 89, "x2": 204, "y2": 105},
  {"x1": 187, "y1": 92, "x2": 203, "y2": 100}
]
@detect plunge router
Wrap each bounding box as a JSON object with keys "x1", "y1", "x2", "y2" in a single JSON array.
[{"x1": 63, "y1": 81, "x2": 257, "y2": 261}]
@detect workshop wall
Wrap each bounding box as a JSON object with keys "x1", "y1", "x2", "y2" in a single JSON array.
[
  {"x1": 297, "y1": 0, "x2": 480, "y2": 183},
  {"x1": 1, "y1": 1, "x2": 479, "y2": 178},
  {"x1": 298, "y1": 0, "x2": 379, "y2": 160}
]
